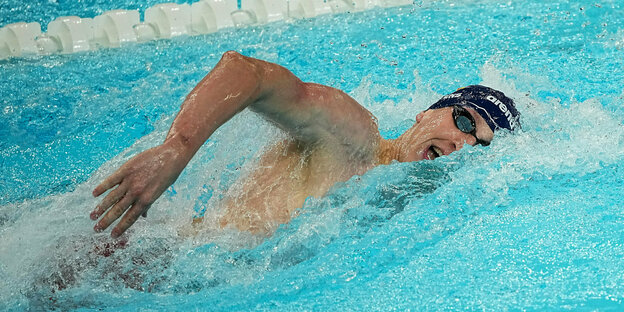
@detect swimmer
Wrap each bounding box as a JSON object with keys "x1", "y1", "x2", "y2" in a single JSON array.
[{"x1": 90, "y1": 51, "x2": 520, "y2": 238}]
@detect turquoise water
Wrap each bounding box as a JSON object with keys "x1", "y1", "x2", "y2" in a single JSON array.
[{"x1": 2, "y1": 0, "x2": 624, "y2": 310}]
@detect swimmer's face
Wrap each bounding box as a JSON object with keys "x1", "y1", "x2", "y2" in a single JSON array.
[{"x1": 398, "y1": 106, "x2": 494, "y2": 162}]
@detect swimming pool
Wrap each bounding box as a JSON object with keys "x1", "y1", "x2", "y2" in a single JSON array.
[{"x1": 2, "y1": 0, "x2": 624, "y2": 310}]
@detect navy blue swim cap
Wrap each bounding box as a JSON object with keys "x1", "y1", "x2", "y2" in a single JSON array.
[{"x1": 428, "y1": 85, "x2": 521, "y2": 132}]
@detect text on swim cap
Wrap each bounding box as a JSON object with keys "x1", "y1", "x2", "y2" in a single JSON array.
[
  {"x1": 441, "y1": 93, "x2": 462, "y2": 100},
  {"x1": 486, "y1": 95, "x2": 519, "y2": 130}
]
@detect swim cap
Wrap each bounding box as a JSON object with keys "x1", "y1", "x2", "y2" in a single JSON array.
[{"x1": 428, "y1": 85, "x2": 521, "y2": 132}]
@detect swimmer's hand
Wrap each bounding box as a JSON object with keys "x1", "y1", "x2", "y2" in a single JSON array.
[{"x1": 90, "y1": 141, "x2": 190, "y2": 238}]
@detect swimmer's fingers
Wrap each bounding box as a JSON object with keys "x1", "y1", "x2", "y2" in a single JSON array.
[
  {"x1": 94, "y1": 195, "x2": 133, "y2": 233},
  {"x1": 90, "y1": 185, "x2": 127, "y2": 220},
  {"x1": 93, "y1": 170, "x2": 125, "y2": 197},
  {"x1": 111, "y1": 203, "x2": 150, "y2": 238}
]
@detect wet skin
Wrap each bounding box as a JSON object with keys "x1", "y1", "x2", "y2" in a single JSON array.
[
  {"x1": 91, "y1": 51, "x2": 494, "y2": 237},
  {"x1": 212, "y1": 106, "x2": 493, "y2": 235}
]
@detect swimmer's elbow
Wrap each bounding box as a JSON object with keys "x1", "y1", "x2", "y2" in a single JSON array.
[
  {"x1": 220, "y1": 50, "x2": 244, "y2": 62},
  {"x1": 220, "y1": 51, "x2": 261, "y2": 76},
  {"x1": 220, "y1": 51, "x2": 300, "y2": 101},
  {"x1": 219, "y1": 50, "x2": 264, "y2": 88},
  {"x1": 218, "y1": 51, "x2": 305, "y2": 112}
]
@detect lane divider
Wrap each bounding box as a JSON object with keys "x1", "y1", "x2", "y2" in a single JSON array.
[{"x1": 0, "y1": 0, "x2": 412, "y2": 60}]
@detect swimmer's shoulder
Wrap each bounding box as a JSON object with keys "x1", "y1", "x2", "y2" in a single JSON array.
[{"x1": 298, "y1": 83, "x2": 381, "y2": 156}]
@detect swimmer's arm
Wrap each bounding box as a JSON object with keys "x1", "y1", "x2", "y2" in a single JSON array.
[
  {"x1": 165, "y1": 51, "x2": 379, "y2": 154},
  {"x1": 91, "y1": 51, "x2": 377, "y2": 238},
  {"x1": 92, "y1": 51, "x2": 271, "y2": 237}
]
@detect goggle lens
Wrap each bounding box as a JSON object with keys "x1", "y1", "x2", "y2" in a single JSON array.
[
  {"x1": 452, "y1": 106, "x2": 490, "y2": 146},
  {"x1": 455, "y1": 115, "x2": 475, "y2": 133}
]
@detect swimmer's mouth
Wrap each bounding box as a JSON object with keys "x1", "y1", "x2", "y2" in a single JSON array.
[{"x1": 427, "y1": 145, "x2": 443, "y2": 160}]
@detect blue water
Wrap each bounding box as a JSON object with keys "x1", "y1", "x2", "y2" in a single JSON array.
[{"x1": 2, "y1": 0, "x2": 624, "y2": 310}]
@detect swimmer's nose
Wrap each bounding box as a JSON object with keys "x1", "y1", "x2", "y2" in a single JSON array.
[{"x1": 452, "y1": 131, "x2": 477, "y2": 150}]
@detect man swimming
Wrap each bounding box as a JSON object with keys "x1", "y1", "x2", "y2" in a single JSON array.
[{"x1": 90, "y1": 51, "x2": 520, "y2": 238}]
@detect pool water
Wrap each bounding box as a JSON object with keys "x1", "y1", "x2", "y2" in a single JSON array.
[{"x1": 2, "y1": 0, "x2": 624, "y2": 310}]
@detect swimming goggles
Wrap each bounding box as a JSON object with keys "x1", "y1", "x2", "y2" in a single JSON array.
[{"x1": 452, "y1": 105, "x2": 490, "y2": 146}]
